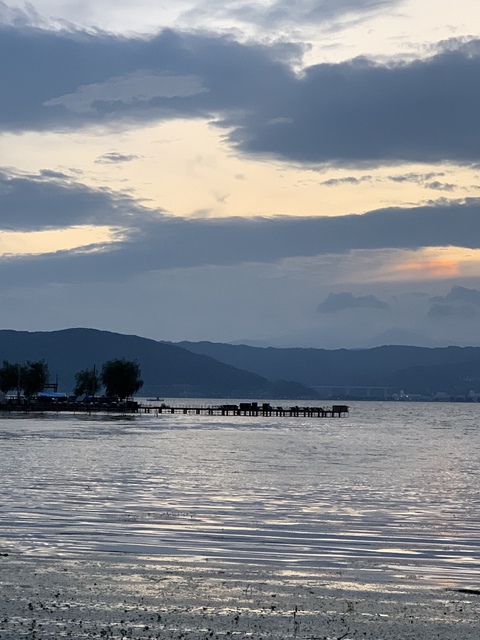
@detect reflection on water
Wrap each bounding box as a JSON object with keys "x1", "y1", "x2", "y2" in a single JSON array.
[{"x1": 1, "y1": 401, "x2": 480, "y2": 586}]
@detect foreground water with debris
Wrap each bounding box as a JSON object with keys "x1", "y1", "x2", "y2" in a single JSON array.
[{"x1": 1, "y1": 401, "x2": 480, "y2": 638}]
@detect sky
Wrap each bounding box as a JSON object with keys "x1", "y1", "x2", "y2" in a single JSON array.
[{"x1": 1, "y1": 0, "x2": 480, "y2": 349}]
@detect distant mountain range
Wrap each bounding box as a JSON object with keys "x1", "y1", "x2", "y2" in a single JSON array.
[
  {"x1": 0, "y1": 329, "x2": 315, "y2": 399},
  {"x1": 1, "y1": 328, "x2": 480, "y2": 399},
  {"x1": 176, "y1": 341, "x2": 480, "y2": 399}
]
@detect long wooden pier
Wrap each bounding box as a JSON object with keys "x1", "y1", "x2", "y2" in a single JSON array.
[
  {"x1": 143, "y1": 402, "x2": 349, "y2": 418},
  {"x1": 2, "y1": 400, "x2": 348, "y2": 418}
]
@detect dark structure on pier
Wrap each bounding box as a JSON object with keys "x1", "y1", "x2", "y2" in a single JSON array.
[{"x1": 143, "y1": 402, "x2": 349, "y2": 418}]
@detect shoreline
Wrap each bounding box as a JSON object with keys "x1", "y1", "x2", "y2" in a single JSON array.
[{"x1": 1, "y1": 553, "x2": 479, "y2": 639}]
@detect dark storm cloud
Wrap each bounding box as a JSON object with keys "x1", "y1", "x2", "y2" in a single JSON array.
[
  {"x1": 317, "y1": 292, "x2": 390, "y2": 312},
  {"x1": 2, "y1": 173, "x2": 480, "y2": 287},
  {"x1": 2, "y1": 23, "x2": 480, "y2": 165}
]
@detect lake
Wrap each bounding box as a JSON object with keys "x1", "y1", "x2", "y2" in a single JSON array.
[{"x1": 1, "y1": 400, "x2": 480, "y2": 588}]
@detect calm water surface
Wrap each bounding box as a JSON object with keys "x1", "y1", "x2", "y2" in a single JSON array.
[{"x1": 1, "y1": 401, "x2": 480, "y2": 586}]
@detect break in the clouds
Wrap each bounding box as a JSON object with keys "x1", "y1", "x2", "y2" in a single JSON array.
[
  {"x1": 2, "y1": 24, "x2": 480, "y2": 166},
  {"x1": 317, "y1": 292, "x2": 390, "y2": 313}
]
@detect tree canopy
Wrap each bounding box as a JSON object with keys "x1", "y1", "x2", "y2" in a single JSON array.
[
  {"x1": 22, "y1": 360, "x2": 49, "y2": 398},
  {"x1": 100, "y1": 358, "x2": 143, "y2": 400},
  {"x1": 0, "y1": 359, "x2": 48, "y2": 397},
  {"x1": 0, "y1": 361, "x2": 20, "y2": 394},
  {"x1": 74, "y1": 367, "x2": 101, "y2": 397}
]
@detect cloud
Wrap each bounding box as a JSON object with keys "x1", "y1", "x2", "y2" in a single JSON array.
[
  {"x1": 428, "y1": 285, "x2": 480, "y2": 320},
  {"x1": 0, "y1": 169, "x2": 153, "y2": 231},
  {"x1": 236, "y1": 41, "x2": 480, "y2": 165},
  {"x1": 181, "y1": 0, "x2": 401, "y2": 32},
  {"x1": 425, "y1": 181, "x2": 456, "y2": 192},
  {"x1": 2, "y1": 24, "x2": 480, "y2": 166},
  {"x1": 0, "y1": 0, "x2": 401, "y2": 36},
  {"x1": 317, "y1": 291, "x2": 390, "y2": 312},
  {"x1": 95, "y1": 152, "x2": 141, "y2": 164},
  {"x1": 0, "y1": 1, "x2": 41, "y2": 27},
  {"x1": 39, "y1": 169, "x2": 71, "y2": 179},
  {"x1": 387, "y1": 172, "x2": 445, "y2": 184},
  {"x1": 320, "y1": 172, "x2": 459, "y2": 191},
  {"x1": 320, "y1": 175, "x2": 373, "y2": 186},
  {"x1": 266, "y1": 0, "x2": 399, "y2": 25},
  {"x1": 1, "y1": 172, "x2": 480, "y2": 287},
  {"x1": 430, "y1": 285, "x2": 480, "y2": 305}
]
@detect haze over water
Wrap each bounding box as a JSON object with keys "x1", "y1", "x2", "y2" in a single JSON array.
[{"x1": 1, "y1": 401, "x2": 479, "y2": 588}]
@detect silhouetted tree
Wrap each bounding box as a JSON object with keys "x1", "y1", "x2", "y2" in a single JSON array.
[
  {"x1": 21, "y1": 360, "x2": 49, "y2": 398},
  {"x1": 101, "y1": 358, "x2": 143, "y2": 400},
  {"x1": 0, "y1": 361, "x2": 21, "y2": 394},
  {"x1": 74, "y1": 367, "x2": 101, "y2": 397}
]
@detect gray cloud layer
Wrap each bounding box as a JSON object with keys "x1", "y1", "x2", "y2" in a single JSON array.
[
  {"x1": 0, "y1": 171, "x2": 148, "y2": 231},
  {"x1": 1, "y1": 172, "x2": 480, "y2": 287},
  {"x1": 2, "y1": 24, "x2": 480, "y2": 165}
]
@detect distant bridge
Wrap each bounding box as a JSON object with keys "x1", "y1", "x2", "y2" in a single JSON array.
[{"x1": 312, "y1": 385, "x2": 400, "y2": 398}]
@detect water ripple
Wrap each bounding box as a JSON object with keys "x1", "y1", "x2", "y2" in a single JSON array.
[{"x1": 1, "y1": 401, "x2": 480, "y2": 587}]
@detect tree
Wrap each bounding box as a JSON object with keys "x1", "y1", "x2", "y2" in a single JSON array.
[
  {"x1": 74, "y1": 367, "x2": 101, "y2": 397},
  {"x1": 101, "y1": 358, "x2": 143, "y2": 400},
  {"x1": 21, "y1": 360, "x2": 49, "y2": 398},
  {"x1": 0, "y1": 361, "x2": 21, "y2": 394}
]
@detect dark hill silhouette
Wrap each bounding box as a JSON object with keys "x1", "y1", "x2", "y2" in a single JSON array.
[
  {"x1": 176, "y1": 341, "x2": 480, "y2": 397},
  {"x1": 0, "y1": 328, "x2": 316, "y2": 399},
  {"x1": 2, "y1": 328, "x2": 479, "y2": 399}
]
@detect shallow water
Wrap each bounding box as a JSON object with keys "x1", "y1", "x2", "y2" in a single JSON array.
[{"x1": 1, "y1": 401, "x2": 480, "y2": 587}]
